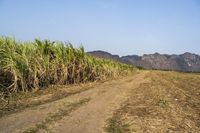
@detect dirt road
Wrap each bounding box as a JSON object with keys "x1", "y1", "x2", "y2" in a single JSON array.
[
  {"x1": 1, "y1": 71, "x2": 199, "y2": 133},
  {"x1": 0, "y1": 72, "x2": 149, "y2": 133}
]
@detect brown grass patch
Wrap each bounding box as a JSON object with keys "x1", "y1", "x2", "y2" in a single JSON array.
[{"x1": 106, "y1": 71, "x2": 200, "y2": 133}]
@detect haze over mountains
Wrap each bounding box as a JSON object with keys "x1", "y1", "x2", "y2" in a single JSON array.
[{"x1": 87, "y1": 51, "x2": 200, "y2": 72}]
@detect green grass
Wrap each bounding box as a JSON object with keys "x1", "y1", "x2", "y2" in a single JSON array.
[{"x1": 106, "y1": 116, "x2": 130, "y2": 133}]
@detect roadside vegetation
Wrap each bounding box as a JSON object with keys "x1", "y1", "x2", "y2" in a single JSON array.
[{"x1": 0, "y1": 37, "x2": 135, "y2": 115}]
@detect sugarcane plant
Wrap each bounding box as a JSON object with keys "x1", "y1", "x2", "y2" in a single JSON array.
[{"x1": 0, "y1": 37, "x2": 135, "y2": 96}]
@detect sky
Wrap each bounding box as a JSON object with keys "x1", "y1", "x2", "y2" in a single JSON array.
[{"x1": 0, "y1": 0, "x2": 200, "y2": 56}]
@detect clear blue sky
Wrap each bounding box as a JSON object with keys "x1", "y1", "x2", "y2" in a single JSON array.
[{"x1": 0, "y1": 0, "x2": 200, "y2": 56}]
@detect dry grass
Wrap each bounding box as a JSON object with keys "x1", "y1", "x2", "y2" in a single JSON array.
[
  {"x1": 106, "y1": 71, "x2": 200, "y2": 133},
  {"x1": 23, "y1": 98, "x2": 90, "y2": 133},
  {"x1": 0, "y1": 82, "x2": 95, "y2": 118}
]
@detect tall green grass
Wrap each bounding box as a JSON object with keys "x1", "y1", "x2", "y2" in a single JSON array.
[{"x1": 0, "y1": 37, "x2": 135, "y2": 94}]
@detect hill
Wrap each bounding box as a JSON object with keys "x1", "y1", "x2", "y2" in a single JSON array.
[{"x1": 88, "y1": 51, "x2": 200, "y2": 72}]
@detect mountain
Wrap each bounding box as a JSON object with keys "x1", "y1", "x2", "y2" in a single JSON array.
[
  {"x1": 87, "y1": 51, "x2": 121, "y2": 61},
  {"x1": 87, "y1": 51, "x2": 200, "y2": 72}
]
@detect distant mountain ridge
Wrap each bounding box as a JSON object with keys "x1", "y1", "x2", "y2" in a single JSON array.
[{"x1": 87, "y1": 51, "x2": 200, "y2": 72}]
